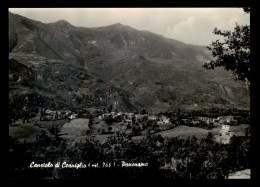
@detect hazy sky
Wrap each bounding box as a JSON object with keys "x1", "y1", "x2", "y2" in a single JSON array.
[{"x1": 9, "y1": 8, "x2": 250, "y2": 46}]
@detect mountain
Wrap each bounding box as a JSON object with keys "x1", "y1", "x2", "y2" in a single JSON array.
[{"x1": 8, "y1": 11, "x2": 249, "y2": 117}]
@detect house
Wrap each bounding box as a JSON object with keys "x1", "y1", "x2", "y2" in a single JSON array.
[
  {"x1": 217, "y1": 116, "x2": 232, "y2": 121},
  {"x1": 135, "y1": 114, "x2": 145, "y2": 120},
  {"x1": 206, "y1": 118, "x2": 214, "y2": 124},
  {"x1": 226, "y1": 116, "x2": 237, "y2": 124},
  {"x1": 69, "y1": 113, "x2": 77, "y2": 120},
  {"x1": 220, "y1": 124, "x2": 230, "y2": 132},
  {"x1": 217, "y1": 116, "x2": 237, "y2": 124},
  {"x1": 198, "y1": 117, "x2": 214, "y2": 124},
  {"x1": 198, "y1": 117, "x2": 208, "y2": 121},
  {"x1": 217, "y1": 116, "x2": 225, "y2": 121},
  {"x1": 65, "y1": 111, "x2": 71, "y2": 116},
  {"x1": 213, "y1": 119, "x2": 219, "y2": 123},
  {"x1": 148, "y1": 115, "x2": 157, "y2": 121},
  {"x1": 125, "y1": 119, "x2": 132, "y2": 123},
  {"x1": 213, "y1": 119, "x2": 220, "y2": 126},
  {"x1": 57, "y1": 111, "x2": 62, "y2": 119},
  {"x1": 161, "y1": 116, "x2": 170, "y2": 123},
  {"x1": 157, "y1": 121, "x2": 164, "y2": 125},
  {"x1": 102, "y1": 113, "x2": 110, "y2": 118},
  {"x1": 45, "y1": 109, "x2": 54, "y2": 115},
  {"x1": 219, "y1": 119, "x2": 226, "y2": 124},
  {"x1": 125, "y1": 113, "x2": 134, "y2": 119},
  {"x1": 191, "y1": 119, "x2": 200, "y2": 125}
]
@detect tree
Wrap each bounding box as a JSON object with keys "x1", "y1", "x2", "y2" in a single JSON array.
[
  {"x1": 108, "y1": 126, "x2": 113, "y2": 133},
  {"x1": 141, "y1": 108, "x2": 148, "y2": 115},
  {"x1": 107, "y1": 104, "x2": 113, "y2": 113},
  {"x1": 203, "y1": 8, "x2": 250, "y2": 91},
  {"x1": 205, "y1": 132, "x2": 214, "y2": 144},
  {"x1": 131, "y1": 125, "x2": 139, "y2": 136}
]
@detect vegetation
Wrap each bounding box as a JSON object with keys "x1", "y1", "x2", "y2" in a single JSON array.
[
  {"x1": 204, "y1": 8, "x2": 250, "y2": 91},
  {"x1": 9, "y1": 125, "x2": 250, "y2": 180}
]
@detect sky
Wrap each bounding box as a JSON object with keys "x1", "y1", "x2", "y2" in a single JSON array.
[{"x1": 9, "y1": 8, "x2": 250, "y2": 46}]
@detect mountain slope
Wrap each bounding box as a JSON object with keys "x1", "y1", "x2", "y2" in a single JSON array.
[{"x1": 8, "y1": 11, "x2": 249, "y2": 116}]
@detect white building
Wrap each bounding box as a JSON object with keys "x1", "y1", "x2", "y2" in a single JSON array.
[
  {"x1": 161, "y1": 116, "x2": 170, "y2": 123},
  {"x1": 216, "y1": 124, "x2": 234, "y2": 144},
  {"x1": 69, "y1": 113, "x2": 77, "y2": 120},
  {"x1": 148, "y1": 115, "x2": 157, "y2": 121}
]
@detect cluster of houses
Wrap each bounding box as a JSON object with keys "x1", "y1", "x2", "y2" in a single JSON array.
[
  {"x1": 39, "y1": 108, "x2": 237, "y2": 144},
  {"x1": 40, "y1": 107, "x2": 238, "y2": 130},
  {"x1": 97, "y1": 111, "x2": 238, "y2": 128},
  {"x1": 182, "y1": 115, "x2": 238, "y2": 127},
  {"x1": 200, "y1": 116, "x2": 237, "y2": 126},
  {"x1": 40, "y1": 109, "x2": 78, "y2": 121},
  {"x1": 99, "y1": 112, "x2": 140, "y2": 123},
  {"x1": 98, "y1": 112, "x2": 171, "y2": 125}
]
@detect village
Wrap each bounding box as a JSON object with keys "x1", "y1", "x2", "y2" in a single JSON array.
[
  {"x1": 98, "y1": 111, "x2": 238, "y2": 126},
  {"x1": 38, "y1": 108, "x2": 242, "y2": 144},
  {"x1": 40, "y1": 108, "x2": 238, "y2": 126}
]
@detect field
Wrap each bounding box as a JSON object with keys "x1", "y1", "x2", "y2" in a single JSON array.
[
  {"x1": 230, "y1": 124, "x2": 249, "y2": 136},
  {"x1": 153, "y1": 124, "x2": 249, "y2": 139},
  {"x1": 155, "y1": 125, "x2": 210, "y2": 139},
  {"x1": 38, "y1": 119, "x2": 69, "y2": 132},
  {"x1": 59, "y1": 118, "x2": 90, "y2": 140},
  {"x1": 9, "y1": 120, "x2": 42, "y2": 143},
  {"x1": 9, "y1": 118, "x2": 69, "y2": 143}
]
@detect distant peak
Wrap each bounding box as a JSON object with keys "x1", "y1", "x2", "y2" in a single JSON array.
[
  {"x1": 113, "y1": 23, "x2": 123, "y2": 26},
  {"x1": 109, "y1": 23, "x2": 124, "y2": 28},
  {"x1": 53, "y1": 20, "x2": 71, "y2": 26},
  {"x1": 106, "y1": 23, "x2": 138, "y2": 32}
]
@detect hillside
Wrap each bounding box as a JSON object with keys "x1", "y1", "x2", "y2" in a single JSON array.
[{"x1": 8, "y1": 11, "x2": 250, "y2": 117}]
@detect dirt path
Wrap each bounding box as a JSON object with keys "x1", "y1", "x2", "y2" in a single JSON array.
[{"x1": 228, "y1": 169, "x2": 250, "y2": 179}]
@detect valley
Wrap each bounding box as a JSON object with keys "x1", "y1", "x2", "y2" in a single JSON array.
[{"x1": 8, "y1": 11, "x2": 251, "y2": 180}]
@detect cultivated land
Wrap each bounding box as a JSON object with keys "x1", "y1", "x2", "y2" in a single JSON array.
[
  {"x1": 60, "y1": 118, "x2": 90, "y2": 137},
  {"x1": 155, "y1": 125, "x2": 211, "y2": 139}
]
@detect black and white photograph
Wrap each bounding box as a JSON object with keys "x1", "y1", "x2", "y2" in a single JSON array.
[{"x1": 8, "y1": 7, "x2": 251, "y2": 180}]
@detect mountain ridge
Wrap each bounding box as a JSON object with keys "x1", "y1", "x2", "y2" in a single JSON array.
[{"x1": 8, "y1": 11, "x2": 250, "y2": 116}]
